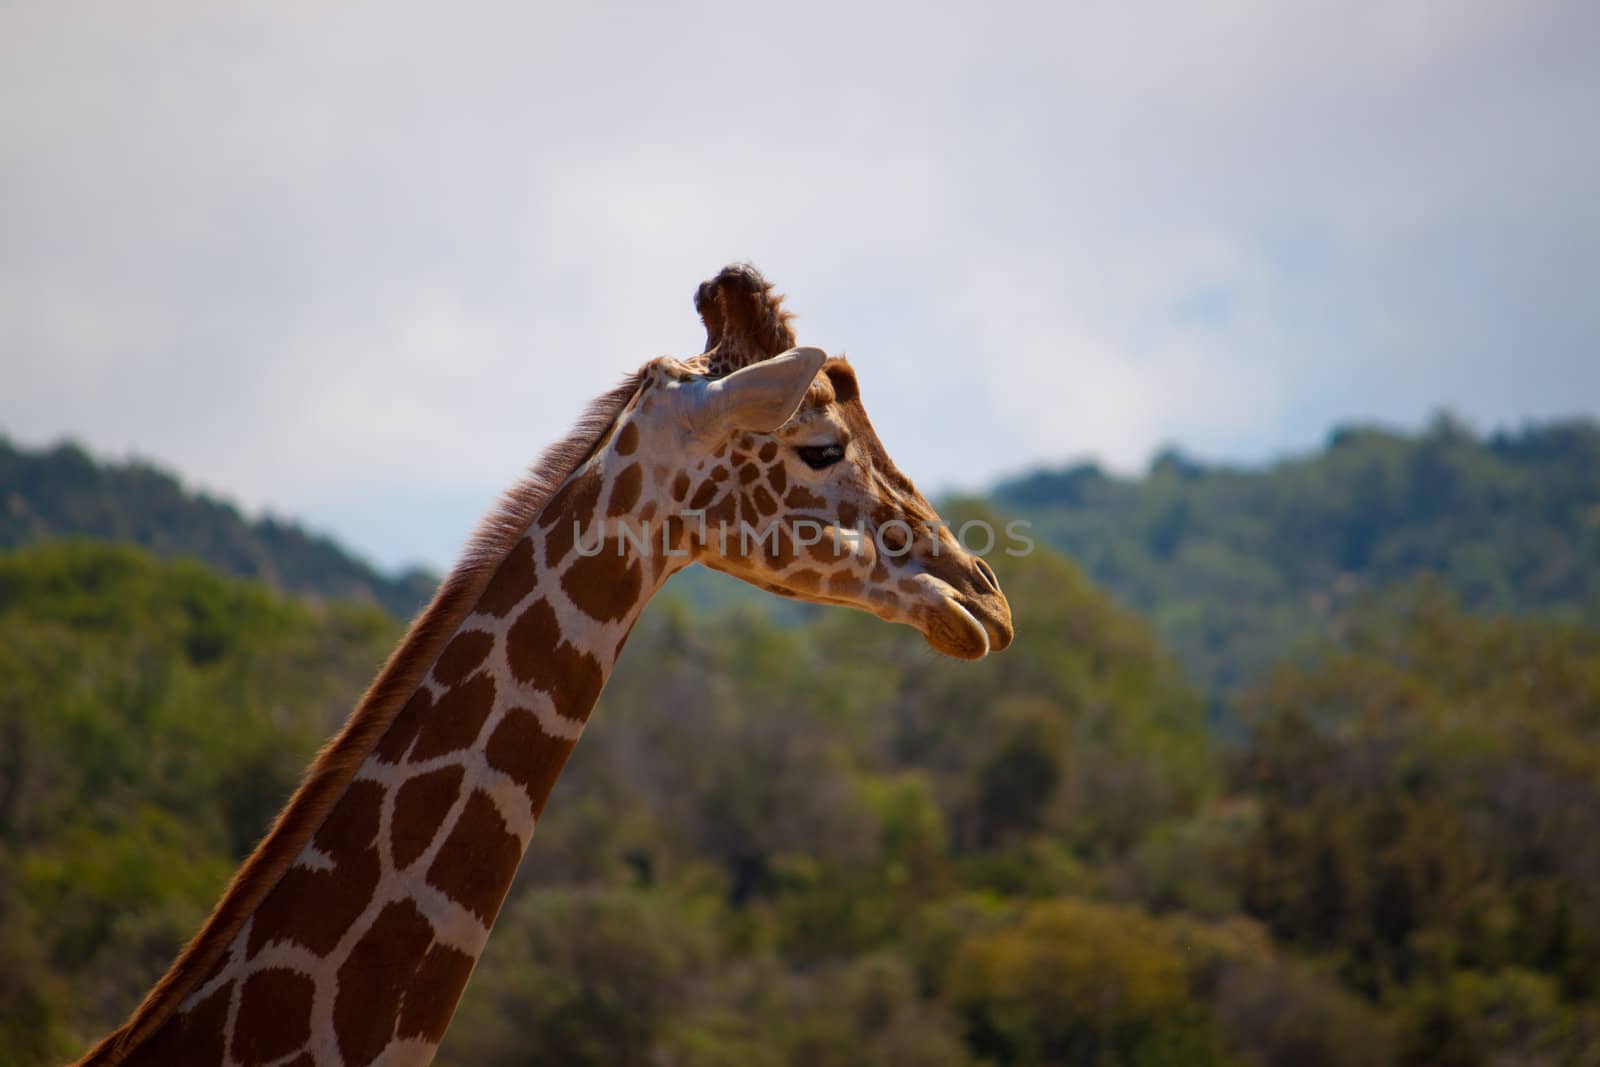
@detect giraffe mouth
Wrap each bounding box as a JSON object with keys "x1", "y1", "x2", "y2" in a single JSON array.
[
  {"x1": 908, "y1": 561, "x2": 1013, "y2": 660},
  {"x1": 922, "y1": 595, "x2": 993, "y2": 660}
]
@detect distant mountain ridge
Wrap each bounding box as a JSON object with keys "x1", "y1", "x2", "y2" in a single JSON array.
[
  {"x1": 995, "y1": 413, "x2": 1600, "y2": 691},
  {"x1": 0, "y1": 436, "x2": 435, "y2": 618}
]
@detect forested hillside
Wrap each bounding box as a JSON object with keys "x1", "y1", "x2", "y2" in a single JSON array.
[
  {"x1": 0, "y1": 544, "x2": 401, "y2": 1062},
  {"x1": 5, "y1": 417, "x2": 1600, "y2": 1063},
  {"x1": 13, "y1": 416, "x2": 1598, "y2": 700},
  {"x1": 996, "y1": 415, "x2": 1600, "y2": 692},
  {"x1": 0, "y1": 436, "x2": 434, "y2": 618},
  {"x1": 5, "y1": 540, "x2": 1598, "y2": 1065}
]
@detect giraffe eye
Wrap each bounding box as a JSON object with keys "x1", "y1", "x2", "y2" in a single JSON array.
[{"x1": 795, "y1": 443, "x2": 846, "y2": 470}]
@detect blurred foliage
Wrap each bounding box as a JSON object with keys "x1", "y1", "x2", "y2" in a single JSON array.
[
  {"x1": 0, "y1": 543, "x2": 398, "y2": 1061},
  {"x1": 3, "y1": 412, "x2": 1600, "y2": 1064},
  {"x1": 1234, "y1": 588, "x2": 1600, "y2": 1061},
  {"x1": 995, "y1": 415, "x2": 1600, "y2": 694}
]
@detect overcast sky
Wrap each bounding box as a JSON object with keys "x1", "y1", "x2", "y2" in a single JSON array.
[{"x1": 3, "y1": 2, "x2": 1595, "y2": 571}]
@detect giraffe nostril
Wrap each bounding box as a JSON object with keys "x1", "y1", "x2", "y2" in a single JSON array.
[{"x1": 975, "y1": 557, "x2": 1001, "y2": 594}]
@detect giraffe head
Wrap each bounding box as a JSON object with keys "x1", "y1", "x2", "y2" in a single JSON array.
[{"x1": 615, "y1": 264, "x2": 1013, "y2": 659}]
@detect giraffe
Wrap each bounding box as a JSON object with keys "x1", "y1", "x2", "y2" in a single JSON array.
[{"x1": 74, "y1": 264, "x2": 1013, "y2": 1066}]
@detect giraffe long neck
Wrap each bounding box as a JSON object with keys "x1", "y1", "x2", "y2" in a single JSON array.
[{"x1": 113, "y1": 444, "x2": 681, "y2": 1066}]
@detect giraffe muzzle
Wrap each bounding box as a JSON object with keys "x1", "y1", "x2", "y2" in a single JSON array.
[
  {"x1": 912, "y1": 544, "x2": 1014, "y2": 659},
  {"x1": 916, "y1": 571, "x2": 1013, "y2": 659}
]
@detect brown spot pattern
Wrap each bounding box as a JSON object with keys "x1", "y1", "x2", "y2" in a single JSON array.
[
  {"x1": 787, "y1": 485, "x2": 826, "y2": 509},
  {"x1": 670, "y1": 471, "x2": 690, "y2": 501},
  {"x1": 426, "y1": 790, "x2": 523, "y2": 926},
  {"x1": 787, "y1": 568, "x2": 825, "y2": 591},
  {"x1": 828, "y1": 571, "x2": 864, "y2": 598},
  {"x1": 123, "y1": 981, "x2": 231, "y2": 1066},
  {"x1": 317, "y1": 779, "x2": 383, "y2": 852},
  {"x1": 375, "y1": 688, "x2": 430, "y2": 764},
  {"x1": 485, "y1": 708, "x2": 579, "y2": 816},
  {"x1": 688, "y1": 479, "x2": 718, "y2": 510},
  {"x1": 543, "y1": 520, "x2": 576, "y2": 571},
  {"x1": 398, "y1": 942, "x2": 477, "y2": 1043},
  {"x1": 249, "y1": 780, "x2": 383, "y2": 957},
  {"x1": 549, "y1": 645, "x2": 604, "y2": 721},
  {"x1": 705, "y1": 490, "x2": 739, "y2": 529},
  {"x1": 562, "y1": 550, "x2": 643, "y2": 623},
  {"x1": 752, "y1": 484, "x2": 776, "y2": 516},
  {"x1": 335, "y1": 900, "x2": 436, "y2": 1067},
  {"x1": 409, "y1": 673, "x2": 496, "y2": 762},
  {"x1": 542, "y1": 468, "x2": 602, "y2": 567},
  {"x1": 195, "y1": 941, "x2": 233, "y2": 989},
  {"x1": 476, "y1": 538, "x2": 537, "y2": 617},
  {"x1": 614, "y1": 421, "x2": 639, "y2": 455},
  {"x1": 767, "y1": 527, "x2": 799, "y2": 567},
  {"x1": 507, "y1": 597, "x2": 561, "y2": 682},
  {"x1": 608, "y1": 463, "x2": 642, "y2": 515},
  {"x1": 391, "y1": 765, "x2": 465, "y2": 870},
  {"x1": 539, "y1": 466, "x2": 600, "y2": 530},
  {"x1": 433, "y1": 630, "x2": 492, "y2": 688},
  {"x1": 232, "y1": 968, "x2": 314, "y2": 1065}
]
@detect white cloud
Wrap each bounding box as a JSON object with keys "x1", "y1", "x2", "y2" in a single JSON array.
[{"x1": 1, "y1": 1, "x2": 1595, "y2": 569}]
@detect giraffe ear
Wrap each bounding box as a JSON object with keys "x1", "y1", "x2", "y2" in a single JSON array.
[{"x1": 685, "y1": 346, "x2": 827, "y2": 436}]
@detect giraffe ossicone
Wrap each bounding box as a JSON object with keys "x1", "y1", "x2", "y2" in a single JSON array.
[{"x1": 76, "y1": 263, "x2": 1012, "y2": 1066}]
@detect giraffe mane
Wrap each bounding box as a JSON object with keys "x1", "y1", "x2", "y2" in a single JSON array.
[{"x1": 78, "y1": 365, "x2": 649, "y2": 1066}]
